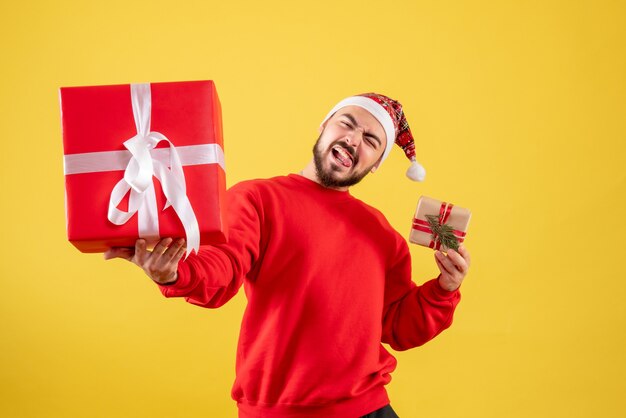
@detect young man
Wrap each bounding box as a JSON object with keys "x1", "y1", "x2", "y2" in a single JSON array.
[{"x1": 106, "y1": 93, "x2": 472, "y2": 418}]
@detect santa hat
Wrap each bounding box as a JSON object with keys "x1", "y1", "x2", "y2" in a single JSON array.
[{"x1": 321, "y1": 93, "x2": 426, "y2": 182}]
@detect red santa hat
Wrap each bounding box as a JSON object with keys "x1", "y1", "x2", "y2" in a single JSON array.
[{"x1": 321, "y1": 93, "x2": 426, "y2": 182}]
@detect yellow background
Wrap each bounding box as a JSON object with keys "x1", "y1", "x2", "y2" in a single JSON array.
[{"x1": 1, "y1": 0, "x2": 625, "y2": 417}]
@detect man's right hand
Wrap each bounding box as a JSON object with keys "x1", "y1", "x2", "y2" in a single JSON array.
[{"x1": 104, "y1": 238, "x2": 186, "y2": 285}]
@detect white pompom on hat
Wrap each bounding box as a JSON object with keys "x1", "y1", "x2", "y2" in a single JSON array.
[{"x1": 321, "y1": 93, "x2": 426, "y2": 181}]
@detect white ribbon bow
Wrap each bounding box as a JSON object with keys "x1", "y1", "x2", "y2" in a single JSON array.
[{"x1": 107, "y1": 83, "x2": 200, "y2": 257}]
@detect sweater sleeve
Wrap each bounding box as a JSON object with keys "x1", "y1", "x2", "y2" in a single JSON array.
[
  {"x1": 381, "y1": 237, "x2": 461, "y2": 351},
  {"x1": 156, "y1": 182, "x2": 262, "y2": 309}
]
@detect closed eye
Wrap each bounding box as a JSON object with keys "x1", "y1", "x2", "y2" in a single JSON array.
[{"x1": 365, "y1": 137, "x2": 376, "y2": 148}]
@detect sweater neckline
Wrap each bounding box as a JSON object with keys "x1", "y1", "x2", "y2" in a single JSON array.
[{"x1": 287, "y1": 173, "x2": 354, "y2": 198}]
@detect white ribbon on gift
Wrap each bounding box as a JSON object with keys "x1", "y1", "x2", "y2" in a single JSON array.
[{"x1": 63, "y1": 83, "x2": 226, "y2": 257}]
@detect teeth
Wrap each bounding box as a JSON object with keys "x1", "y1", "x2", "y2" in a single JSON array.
[{"x1": 333, "y1": 145, "x2": 352, "y2": 162}]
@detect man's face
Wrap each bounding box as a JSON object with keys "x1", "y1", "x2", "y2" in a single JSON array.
[{"x1": 313, "y1": 105, "x2": 387, "y2": 189}]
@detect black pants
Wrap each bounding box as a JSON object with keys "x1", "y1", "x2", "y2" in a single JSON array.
[{"x1": 360, "y1": 404, "x2": 399, "y2": 418}]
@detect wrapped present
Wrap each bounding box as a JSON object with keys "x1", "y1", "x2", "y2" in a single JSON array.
[
  {"x1": 409, "y1": 196, "x2": 471, "y2": 252},
  {"x1": 60, "y1": 80, "x2": 227, "y2": 256}
]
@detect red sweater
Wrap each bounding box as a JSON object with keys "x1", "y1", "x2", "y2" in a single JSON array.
[{"x1": 158, "y1": 174, "x2": 460, "y2": 418}]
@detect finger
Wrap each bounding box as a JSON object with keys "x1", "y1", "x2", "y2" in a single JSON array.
[
  {"x1": 446, "y1": 249, "x2": 469, "y2": 274},
  {"x1": 104, "y1": 247, "x2": 134, "y2": 261},
  {"x1": 173, "y1": 245, "x2": 186, "y2": 263},
  {"x1": 161, "y1": 238, "x2": 185, "y2": 263},
  {"x1": 435, "y1": 251, "x2": 455, "y2": 275},
  {"x1": 134, "y1": 239, "x2": 149, "y2": 265},
  {"x1": 458, "y1": 245, "x2": 471, "y2": 267},
  {"x1": 151, "y1": 243, "x2": 186, "y2": 284},
  {"x1": 151, "y1": 238, "x2": 173, "y2": 256},
  {"x1": 434, "y1": 253, "x2": 448, "y2": 275},
  {"x1": 148, "y1": 237, "x2": 173, "y2": 264}
]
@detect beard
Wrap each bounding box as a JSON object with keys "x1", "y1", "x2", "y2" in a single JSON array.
[{"x1": 312, "y1": 134, "x2": 375, "y2": 189}]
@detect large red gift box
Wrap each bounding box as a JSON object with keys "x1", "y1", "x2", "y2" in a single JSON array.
[{"x1": 60, "y1": 80, "x2": 227, "y2": 255}]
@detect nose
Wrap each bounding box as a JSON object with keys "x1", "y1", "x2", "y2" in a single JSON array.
[{"x1": 345, "y1": 128, "x2": 364, "y2": 147}]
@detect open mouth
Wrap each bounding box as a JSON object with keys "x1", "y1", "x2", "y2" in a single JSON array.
[{"x1": 331, "y1": 145, "x2": 354, "y2": 168}]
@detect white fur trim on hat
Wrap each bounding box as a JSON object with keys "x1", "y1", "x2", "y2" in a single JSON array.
[{"x1": 320, "y1": 96, "x2": 396, "y2": 164}]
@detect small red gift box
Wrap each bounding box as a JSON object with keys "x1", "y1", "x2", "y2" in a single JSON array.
[
  {"x1": 60, "y1": 80, "x2": 227, "y2": 255},
  {"x1": 409, "y1": 196, "x2": 471, "y2": 252}
]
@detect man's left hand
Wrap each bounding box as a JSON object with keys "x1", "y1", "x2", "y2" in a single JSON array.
[{"x1": 434, "y1": 245, "x2": 471, "y2": 292}]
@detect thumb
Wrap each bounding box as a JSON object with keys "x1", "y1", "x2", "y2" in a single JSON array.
[{"x1": 103, "y1": 247, "x2": 134, "y2": 261}]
